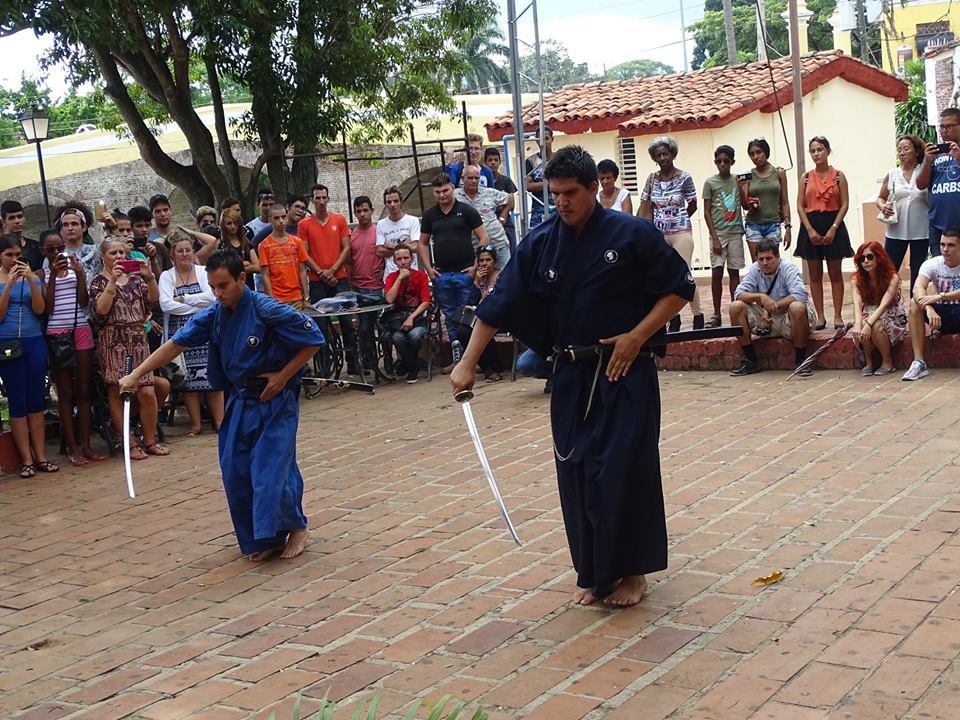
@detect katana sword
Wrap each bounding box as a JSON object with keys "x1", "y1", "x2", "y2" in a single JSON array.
[
  {"x1": 451, "y1": 340, "x2": 522, "y2": 546},
  {"x1": 120, "y1": 355, "x2": 136, "y2": 499}
]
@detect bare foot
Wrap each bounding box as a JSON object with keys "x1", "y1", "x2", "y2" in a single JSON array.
[
  {"x1": 573, "y1": 587, "x2": 597, "y2": 606},
  {"x1": 280, "y1": 528, "x2": 310, "y2": 559},
  {"x1": 247, "y1": 547, "x2": 281, "y2": 562},
  {"x1": 603, "y1": 575, "x2": 647, "y2": 607}
]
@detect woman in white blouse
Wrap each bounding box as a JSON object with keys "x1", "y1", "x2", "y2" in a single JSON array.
[
  {"x1": 159, "y1": 231, "x2": 223, "y2": 435},
  {"x1": 876, "y1": 135, "x2": 929, "y2": 293},
  {"x1": 597, "y1": 159, "x2": 633, "y2": 214}
]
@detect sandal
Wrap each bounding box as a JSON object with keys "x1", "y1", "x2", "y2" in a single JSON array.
[
  {"x1": 68, "y1": 455, "x2": 89, "y2": 467},
  {"x1": 82, "y1": 450, "x2": 107, "y2": 462},
  {"x1": 485, "y1": 371, "x2": 503, "y2": 383},
  {"x1": 144, "y1": 443, "x2": 170, "y2": 456},
  {"x1": 18, "y1": 464, "x2": 36, "y2": 479},
  {"x1": 704, "y1": 314, "x2": 722, "y2": 328},
  {"x1": 815, "y1": 321, "x2": 826, "y2": 331},
  {"x1": 834, "y1": 322, "x2": 845, "y2": 330},
  {"x1": 185, "y1": 429, "x2": 203, "y2": 437},
  {"x1": 35, "y1": 461, "x2": 59, "y2": 473}
]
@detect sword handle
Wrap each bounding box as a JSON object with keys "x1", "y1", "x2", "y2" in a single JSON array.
[
  {"x1": 450, "y1": 341, "x2": 474, "y2": 402},
  {"x1": 120, "y1": 355, "x2": 134, "y2": 399}
]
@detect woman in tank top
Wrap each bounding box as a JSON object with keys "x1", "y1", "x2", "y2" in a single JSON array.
[
  {"x1": 738, "y1": 138, "x2": 792, "y2": 263},
  {"x1": 597, "y1": 159, "x2": 633, "y2": 214},
  {"x1": 876, "y1": 135, "x2": 929, "y2": 294}
]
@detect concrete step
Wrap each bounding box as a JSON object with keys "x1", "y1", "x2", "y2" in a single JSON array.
[{"x1": 657, "y1": 328, "x2": 960, "y2": 371}]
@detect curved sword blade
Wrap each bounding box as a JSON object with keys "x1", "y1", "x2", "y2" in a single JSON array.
[
  {"x1": 122, "y1": 399, "x2": 136, "y2": 498},
  {"x1": 460, "y1": 400, "x2": 521, "y2": 546}
]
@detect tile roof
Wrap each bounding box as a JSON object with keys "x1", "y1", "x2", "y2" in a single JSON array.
[{"x1": 485, "y1": 51, "x2": 908, "y2": 141}]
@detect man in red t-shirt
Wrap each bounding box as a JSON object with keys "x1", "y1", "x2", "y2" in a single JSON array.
[
  {"x1": 384, "y1": 245, "x2": 431, "y2": 383},
  {"x1": 297, "y1": 183, "x2": 358, "y2": 373}
]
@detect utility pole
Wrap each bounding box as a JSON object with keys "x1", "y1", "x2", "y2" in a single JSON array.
[
  {"x1": 856, "y1": 0, "x2": 869, "y2": 62},
  {"x1": 679, "y1": 0, "x2": 689, "y2": 72},
  {"x1": 506, "y1": 0, "x2": 529, "y2": 236},
  {"x1": 788, "y1": 0, "x2": 806, "y2": 179},
  {"x1": 756, "y1": 0, "x2": 768, "y2": 62},
  {"x1": 723, "y1": 0, "x2": 738, "y2": 64}
]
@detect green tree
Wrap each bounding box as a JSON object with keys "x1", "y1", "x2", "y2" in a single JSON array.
[
  {"x1": 604, "y1": 59, "x2": 675, "y2": 80},
  {"x1": 2, "y1": 0, "x2": 496, "y2": 208},
  {"x1": 690, "y1": 0, "x2": 837, "y2": 70},
  {"x1": 896, "y1": 60, "x2": 935, "y2": 142},
  {"x1": 520, "y1": 39, "x2": 595, "y2": 92},
  {"x1": 455, "y1": 17, "x2": 509, "y2": 94},
  {"x1": 0, "y1": 76, "x2": 115, "y2": 147}
]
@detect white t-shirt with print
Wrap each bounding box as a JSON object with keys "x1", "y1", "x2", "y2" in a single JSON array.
[
  {"x1": 918, "y1": 256, "x2": 960, "y2": 302},
  {"x1": 376, "y1": 214, "x2": 421, "y2": 278}
]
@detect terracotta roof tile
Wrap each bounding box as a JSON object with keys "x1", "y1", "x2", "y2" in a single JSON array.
[{"x1": 485, "y1": 51, "x2": 908, "y2": 140}]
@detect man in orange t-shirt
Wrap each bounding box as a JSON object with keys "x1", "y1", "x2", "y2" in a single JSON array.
[
  {"x1": 297, "y1": 184, "x2": 351, "y2": 303},
  {"x1": 297, "y1": 183, "x2": 361, "y2": 373},
  {"x1": 259, "y1": 206, "x2": 323, "y2": 310}
]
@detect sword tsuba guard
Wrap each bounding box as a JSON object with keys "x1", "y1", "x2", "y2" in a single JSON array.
[{"x1": 454, "y1": 389, "x2": 475, "y2": 403}]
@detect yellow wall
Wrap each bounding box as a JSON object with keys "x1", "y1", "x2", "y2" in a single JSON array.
[
  {"x1": 546, "y1": 77, "x2": 896, "y2": 275},
  {"x1": 835, "y1": 0, "x2": 960, "y2": 75}
]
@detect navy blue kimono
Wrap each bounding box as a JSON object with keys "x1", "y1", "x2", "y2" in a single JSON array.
[
  {"x1": 173, "y1": 288, "x2": 324, "y2": 555},
  {"x1": 476, "y1": 203, "x2": 695, "y2": 597}
]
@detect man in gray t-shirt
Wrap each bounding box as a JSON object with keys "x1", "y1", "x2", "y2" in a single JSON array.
[
  {"x1": 454, "y1": 164, "x2": 513, "y2": 269},
  {"x1": 728, "y1": 238, "x2": 816, "y2": 376}
]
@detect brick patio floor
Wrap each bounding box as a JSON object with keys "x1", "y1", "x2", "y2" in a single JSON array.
[{"x1": 1, "y1": 369, "x2": 959, "y2": 719}]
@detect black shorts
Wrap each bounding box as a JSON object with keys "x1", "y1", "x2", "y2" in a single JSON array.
[{"x1": 926, "y1": 303, "x2": 960, "y2": 334}]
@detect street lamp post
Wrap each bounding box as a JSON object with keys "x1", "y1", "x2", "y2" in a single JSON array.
[{"x1": 18, "y1": 107, "x2": 52, "y2": 226}]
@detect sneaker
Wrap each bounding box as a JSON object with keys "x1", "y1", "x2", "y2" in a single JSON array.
[
  {"x1": 901, "y1": 359, "x2": 929, "y2": 381},
  {"x1": 543, "y1": 378, "x2": 552, "y2": 394},
  {"x1": 730, "y1": 358, "x2": 761, "y2": 376},
  {"x1": 794, "y1": 365, "x2": 813, "y2": 377},
  {"x1": 692, "y1": 313, "x2": 705, "y2": 330},
  {"x1": 406, "y1": 370, "x2": 419, "y2": 384},
  {"x1": 668, "y1": 315, "x2": 681, "y2": 333}
]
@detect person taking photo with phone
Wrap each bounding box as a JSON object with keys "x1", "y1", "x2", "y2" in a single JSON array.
[
  {"x1": 0, "y1": 234, "x2": 55, "y2": 478},
  {"x1": 917, "y1": 107, "x2": 960, "y2": 258},
  {"x1": 90, "y1": 239, "x2": 167, "y2": 460}
]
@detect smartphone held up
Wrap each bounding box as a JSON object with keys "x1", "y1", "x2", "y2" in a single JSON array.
[{"x1": 118, "y1": 259, "x2": 141, "y2": 273}]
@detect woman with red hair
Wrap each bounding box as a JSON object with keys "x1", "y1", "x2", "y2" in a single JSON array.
[{"x1": 851, "y1": 241, "x2": 907, "y2": 375}]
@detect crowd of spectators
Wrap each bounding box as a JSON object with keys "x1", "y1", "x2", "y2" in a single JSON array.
[{"x1": 3, "y1": 109, "x2": 960, "y2": 474}]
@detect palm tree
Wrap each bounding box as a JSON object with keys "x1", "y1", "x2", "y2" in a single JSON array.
[{"x1": 456, "y1": 18, "x2": 510, "y2": 94}]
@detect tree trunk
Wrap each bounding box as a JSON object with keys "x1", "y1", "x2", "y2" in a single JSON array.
[
  {"x1": 205, "y1": 52, "x2": 243, "y2": 204},
  {"x1": 92, "y1": 45, "x2": 214, "y2": 207}
]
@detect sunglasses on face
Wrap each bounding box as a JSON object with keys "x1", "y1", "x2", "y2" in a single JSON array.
[{"x1": 860, "y1": 254, "x2": 875, "y2": 262}]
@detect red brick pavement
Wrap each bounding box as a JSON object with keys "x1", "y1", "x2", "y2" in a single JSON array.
[{"x1": 1, "y1": 370, "x2": 959, "y2": 719}]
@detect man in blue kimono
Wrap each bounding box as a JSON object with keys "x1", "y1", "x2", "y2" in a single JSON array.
[
  {"x1": 120, "y1": 249, "x2": 324, "y2": 562},
  {"x1": 451, "y1": 146, "x2": 695, "y2": 607}
]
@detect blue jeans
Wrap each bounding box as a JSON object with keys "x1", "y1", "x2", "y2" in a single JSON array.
[
  {"x1": 433, "y1": 271, "x2": 479, "y2": 345},
  {"x1": 492, "y1": 243, "x2": 511, "y2": 270},
  {"x1": 391, "y1": 324, "x2": 428, "y2": 372},
  {"x1": 516, "y1": 348, "x2": 551, "y2": 379},
  {"x1": 930, "y1": 225, "x2": 943, "y2": 257}
]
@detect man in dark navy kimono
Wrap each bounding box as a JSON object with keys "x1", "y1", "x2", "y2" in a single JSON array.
[
  {"x1": 120, "y1": 249, "x2": 324, "y2": 562},
  {"x1": 451, "y1": 146, "x2": 695, "y2": 607}
]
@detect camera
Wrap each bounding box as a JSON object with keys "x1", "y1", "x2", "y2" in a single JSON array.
[{"x1": 937, "y1": 143, "x2": 952, "y2": 154}]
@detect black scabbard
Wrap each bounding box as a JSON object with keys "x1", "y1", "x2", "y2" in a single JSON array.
[{"x1": 561, "y1": 326, "x2": 743, "y2": 362}]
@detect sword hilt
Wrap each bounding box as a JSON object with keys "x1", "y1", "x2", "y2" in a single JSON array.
[
  {"x1": 120, "y1": 355, "x2": 135, "y2": 399},
  {"x1": 450, "y1": 341, "x2": 475, "y2": 402}
]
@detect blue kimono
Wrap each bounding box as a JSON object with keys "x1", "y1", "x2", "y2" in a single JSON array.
[
  {"x1": 173, "y1": 288, "x2": 324, "y2": 555},
  {"x1": 475, "y1": 203, "x2": 695, "y2": 597}
]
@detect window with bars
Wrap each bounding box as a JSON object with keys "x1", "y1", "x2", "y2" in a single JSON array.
[{"x1": 617, "y1": 137, "x2": 640, "y2": 194}]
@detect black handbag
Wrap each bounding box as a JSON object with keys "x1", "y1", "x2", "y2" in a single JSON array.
[
  {"x1": 0, "y1": 285, "x2": 24, "y2": 363},
  {"x1": 45, "y1": 272, "x2": 79, "y2": 370}
]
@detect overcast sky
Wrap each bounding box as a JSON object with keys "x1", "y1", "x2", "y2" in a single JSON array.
[{"x1": 1, "y1": 1, "x2": 706, "y2": 98}]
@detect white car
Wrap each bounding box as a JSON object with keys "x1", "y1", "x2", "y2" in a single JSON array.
[{"x1": 75, "y1": 124, "x2": 97, "y2": 134}]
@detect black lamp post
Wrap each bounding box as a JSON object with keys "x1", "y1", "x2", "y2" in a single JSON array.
[{"x1": 18, "y1": 107, "x2": 52, "y2": 226}]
